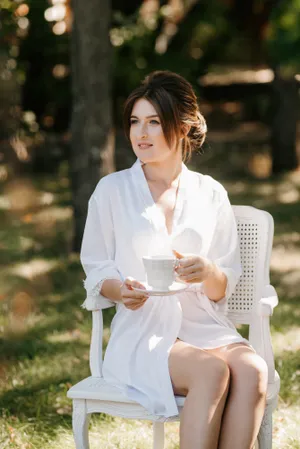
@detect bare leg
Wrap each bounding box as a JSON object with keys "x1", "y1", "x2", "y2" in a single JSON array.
[
  {"x1": 169, "y1": 339, "x2": 230, "y2": 449},
  {"x1": 206, "y1": 343, "x2": 268, "y2": 449}
]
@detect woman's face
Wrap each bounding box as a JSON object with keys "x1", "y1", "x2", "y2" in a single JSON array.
[{"x1": 130, "y1": 98, "x2": 177, "y2": 164}]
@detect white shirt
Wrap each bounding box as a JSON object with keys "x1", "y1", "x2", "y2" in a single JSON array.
[{"x1": 80, "y1": 158, "x2": 249, "y2": 419}]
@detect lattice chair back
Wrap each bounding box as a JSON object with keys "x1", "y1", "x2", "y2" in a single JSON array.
[{"x1": 228, "y1": 206, "x2": 274, "y2": 325}]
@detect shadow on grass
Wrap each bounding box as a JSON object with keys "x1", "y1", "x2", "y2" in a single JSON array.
[
  {"x1": 0, "y1": 325, "x2": 89, "y2": 362},
  {"x1": 0, "y1": 221, "x2": 73, "y2": 265},
  {"x1": 0, "y1": 377, "x2": 74, "y2": 424},
  {"x1": 0, "y1": 260, "x2": 91, "y2": 363}
]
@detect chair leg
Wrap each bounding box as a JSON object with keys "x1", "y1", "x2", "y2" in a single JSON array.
[
  {"x1": 257, "y1": 406, "x2": 272, "y2": 449},
  {"x1": 72, "y1": 399, "x2": 90, "y2": 449},
  {"x1": 153, "y1": 421, "x2": 165, "y2": 449}
]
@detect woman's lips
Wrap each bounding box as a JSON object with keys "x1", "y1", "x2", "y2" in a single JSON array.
[{"x1": 138, "y1": 144, "x2": 153, "y2": 149}]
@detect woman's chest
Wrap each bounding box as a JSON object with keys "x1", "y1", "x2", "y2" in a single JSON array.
[
  {"x1": 111, "y1": 186, "x2": 219, "y2": 259},
  {"x1": 149, "y1": 184, "x2": 179, "y2": 236}
]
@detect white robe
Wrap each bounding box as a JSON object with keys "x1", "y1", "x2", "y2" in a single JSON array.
[{"x1": 80, "y1": 158, "x2": 249, "y2": 419}]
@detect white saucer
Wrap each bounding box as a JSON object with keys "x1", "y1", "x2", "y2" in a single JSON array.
[{"x1": 132, "y1": 281, "x2": 188, "y2": 296}]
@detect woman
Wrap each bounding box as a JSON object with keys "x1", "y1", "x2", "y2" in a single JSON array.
[{"x1": 80, "y1": 71, "x2": 268, "y2": 449}]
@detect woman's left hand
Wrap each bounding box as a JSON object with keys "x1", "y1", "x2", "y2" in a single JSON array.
[{"x1": 173, "y1": 250, "x2": 214, "y2": 283}]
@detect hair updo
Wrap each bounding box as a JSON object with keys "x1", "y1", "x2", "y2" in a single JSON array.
[{"x1": 123, "y1": 70, "x2": 207, "y2": 162}]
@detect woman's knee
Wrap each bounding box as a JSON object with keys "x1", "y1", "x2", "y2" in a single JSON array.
[
  {"x1": 189, "y1": 353, "x2": 230, "y2": 393},
  {"x1": 229, "y1": 352, "x2": 268, "y2": 400},
  {"x1": 169, "y1": 343, "x2": 230, "y2": 396}
]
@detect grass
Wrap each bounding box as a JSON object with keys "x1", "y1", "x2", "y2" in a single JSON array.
[{"x1": 0, "y1": 152, "x2": 300, "y2": 448}]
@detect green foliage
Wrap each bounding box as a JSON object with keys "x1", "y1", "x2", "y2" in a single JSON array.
[
  {"x1": 267, "y1": 0, "x2": 300, "y2": 69},
  {"x1": 1, "y1": 0, "x2": 300, "y2": 141},
  {"x1": 0, "y1": 0, "x2": 18, "y2": 49},
  {"x1": 111, "y1": 1, "x2": 230, "y2": 123}
]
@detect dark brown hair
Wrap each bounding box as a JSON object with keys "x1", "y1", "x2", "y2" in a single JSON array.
[{"x1": 123, "y1": 70, "x2": 207, "y2": 162}]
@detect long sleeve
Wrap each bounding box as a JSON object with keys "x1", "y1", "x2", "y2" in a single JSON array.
[
  {"x1": 206, "y1": 191, "x2": 242, "y2": 313},
  {"x1": 80, "y1": 182, "x2": 123, "y2": 310}
]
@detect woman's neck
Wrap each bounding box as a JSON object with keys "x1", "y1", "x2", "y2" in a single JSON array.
[{"x1": 141, "y1": 154, "x2": 183, "y2": 188}]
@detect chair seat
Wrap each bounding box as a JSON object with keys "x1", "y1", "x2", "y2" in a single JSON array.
[
  {"x1": 67, "y1": 376, "x2": 184, "y2": 408},
  {"x1": 67, "y1": 372, "x2": 280, "y2": 410}
]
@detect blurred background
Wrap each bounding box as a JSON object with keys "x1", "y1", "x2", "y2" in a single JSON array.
[{"x1": 0, "y1": 1, "x2": 300, "y2": 448}]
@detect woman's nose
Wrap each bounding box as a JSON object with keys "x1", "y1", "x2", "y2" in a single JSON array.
[{"x1": 138, "y1": 122, "x2": 148, "y2": 138}]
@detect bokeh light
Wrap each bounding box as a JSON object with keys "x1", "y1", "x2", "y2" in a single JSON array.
[
  {"x1": 17, "y1": 17, "x2": 29, "y2": 30},
  {"x1": 42, "y1": 115, "x2": 55, "y2": 128},
  {"x1": 52, "y1": 64, "x2": 69, "y2": 78},
  {"x1": 7, "y1": 59, "x2": 17, "y2": 70},
  {"x1": 0, "y1": 166, "x2": 8, "y2": 182},
  {"x1": 23, "y1": 110, "x2": 36, "y2": 124},
  {"x1": 199, "y1": 69, "x2": 275, "y2": 86},
  {"x1": 15, "y1": 3, "x2": 29, "y2": 17},
  {"x1": 4, "y1": 179, "x2": 39, "y2": 213},
  {"x1": 44, "y1": 4, "x2": 66, "y2": 22},
  {"x1": 110, "y1": 28, "x2": 124, "y2": 47},
  {"x1": 53, "y1": 21, "x2": 67, "y2": 35},
  {"x1": 10, "y1": 136, "x2": 30, "y2": 162}
]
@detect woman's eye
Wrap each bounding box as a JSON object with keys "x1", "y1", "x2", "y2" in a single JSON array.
[
  {"x1": 130, "y1": 119, "x2": 138, "y2": 125},
  {"x1": 150, "y1": 120, "x2": 160, "y2": 125}
]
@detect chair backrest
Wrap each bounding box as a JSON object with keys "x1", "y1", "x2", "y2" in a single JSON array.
[{"x1": 228, "y1": 206, "x2": 274, "y2": 325}]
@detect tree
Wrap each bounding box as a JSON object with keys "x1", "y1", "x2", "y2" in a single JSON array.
[
  {"x1": 267, "y1": 0, "x2": 300, "y2": 173},
  {"x1": 70, "y1": 0, "x2": 114, "y2": 251},
  {"x1": 224, "y1": 0, "x2": 299, "y2": 173}
]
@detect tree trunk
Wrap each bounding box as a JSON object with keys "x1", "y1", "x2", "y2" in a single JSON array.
[
  {"x1": 70, "y1": 0, "x2": 114, "y2": 252},
  {"x1": 270, "y1": 72, "x2": 299, "y2": 174}
]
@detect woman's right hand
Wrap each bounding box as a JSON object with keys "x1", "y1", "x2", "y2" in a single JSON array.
[{"x1": 120, "y1": 277, "x2": 149, "y2": 310}]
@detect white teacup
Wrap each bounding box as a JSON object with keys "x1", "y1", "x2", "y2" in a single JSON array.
[{"x1": 142, "y1": 255, "x2": 179, "y2": 290}]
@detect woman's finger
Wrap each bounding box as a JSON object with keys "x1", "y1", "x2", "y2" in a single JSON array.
[
  {"x1": 124, "y1": 297, "x2": 148, "y2": 310},
  {"x1": 124, "y1": 277, "x2": 147, "y2": 290},
  {"x1": 177, "y1": 261, "x2": 203, "y2": 275},
  {"x1": 172, "y1": 249, "x2": 184, "y2": 259},
  {"x1": 123, "y1": 292, "x2": 148, "y2": 302},
  {"x1": 123, "y1": 285, "x2": 149, "y2": 297},
  {"x1": 178, "y1": 271, "x2": 199, "y2": 282},
  {"x1": 121, "y1": 284, "x2": 148, "y2": 298},
  {"x1": 123, "y1": 299, "x2": 141, "y2": 309},
  {"x1": 177, "y1": 258, "x2": 197, "y2": 270}
]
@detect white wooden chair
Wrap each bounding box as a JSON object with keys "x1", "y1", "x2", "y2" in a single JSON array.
[{"x1": 67, "y1": 206, "x2": 280, "y2": 449}]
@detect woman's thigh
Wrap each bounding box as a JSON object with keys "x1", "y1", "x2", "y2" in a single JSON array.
[
  {"x1": 205, "y1": 342, "x2": 255, "y2": 358},
  {"x1": 205, "y1": 343, "x2": 268, "y2": 393},
  {"x1": 205, "y1": 343, "x2": 260, "y2": 368},
  {"x1": 168, "y1": 339, "x2": 230, "y2": 396}
]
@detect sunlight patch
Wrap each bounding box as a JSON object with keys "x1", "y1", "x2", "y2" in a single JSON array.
[
  {"x1": 271, "y1": 248, "x2": 300, "y2": 272},
  {"x1": 273, "y1": 404, "x2": 300, "y2": 449},
  {"x1": 273, "y1": 327, "x2": 300, "y2": 355},
  {"x1": 9, "y1": 258, "x2": 59, "y2": 280}
]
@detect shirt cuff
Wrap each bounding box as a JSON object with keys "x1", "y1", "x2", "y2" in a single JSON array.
[
  {"x1": 82, "y1": 265, "x2": 124, "y2": 310},
  {"x1": 81, "y1": 295, "x2": 115, "y2": 310},
  {"x1": 83, "y1": 265, "x2": 123, "y2": 293},
  {"x1": 81, "y1": 276, "x2": 121, "y2": 310},
  {"x1": 210, "y1": 266, "x2": 241, "y2": 315},
  {"x1": 219, "y1": 267, "x2": 240, "y2": 300}
]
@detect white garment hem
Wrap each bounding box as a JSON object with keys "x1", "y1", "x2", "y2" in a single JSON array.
[{"x1": 177, "y1": 336, "x2": 253, "y2": 351}]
